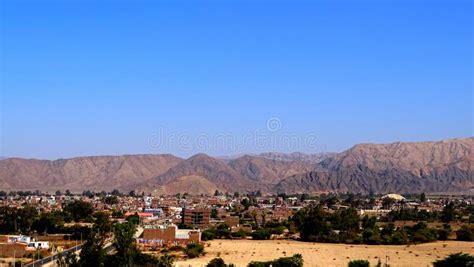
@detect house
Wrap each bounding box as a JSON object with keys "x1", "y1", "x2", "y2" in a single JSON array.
[{"x1": 138, "y1": 224, "x2": 200, "y2": 247}]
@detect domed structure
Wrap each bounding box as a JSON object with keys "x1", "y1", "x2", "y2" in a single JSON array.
[{"x1": 382, "y1": 193, "x2": 405, "y2": 201}]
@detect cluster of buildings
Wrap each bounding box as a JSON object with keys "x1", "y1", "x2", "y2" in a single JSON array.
[
  {"x1": 0, "y1": 235, "x2": 49, "y2": 258},
  {"x1": 1, "y1": 192, "x2": 472, "y2": 255}
]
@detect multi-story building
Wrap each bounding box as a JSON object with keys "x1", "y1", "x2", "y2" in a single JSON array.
[{"x1": 182, "y1": 208, "x2": 210, "y2": 228}]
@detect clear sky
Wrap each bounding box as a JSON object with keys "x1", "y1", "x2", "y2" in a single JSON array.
[{"x1": 0, "y1": 0, "x2": 472, "y2": 159}]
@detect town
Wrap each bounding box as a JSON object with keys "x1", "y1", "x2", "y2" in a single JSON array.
[{"x1": 0, "y1": 190, "x2": 472, "y2": 266}]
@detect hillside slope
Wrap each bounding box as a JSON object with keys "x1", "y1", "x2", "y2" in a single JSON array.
[
  {"x1": 275, "y1": 138, "x2": 473, "y2": 194},
  {"x1": 0, "y1": 154, "x2": 183, "y2": 192}
]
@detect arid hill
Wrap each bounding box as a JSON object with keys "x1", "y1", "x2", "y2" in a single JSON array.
[
  {"x1": 275, "y1": 137, "x2": 473, "y2": 194},
  {"x1": 140, "y1": 153, "x2": 259, "y2": 195},
  {"x1": 228, "y1": 155, "x2": 314, "y2": 184},
  {"x1": 0, "y1": 137, "x2": 472, "y2": 194},
  {"x1": 0, "y1": 154, "x2": 183, "y2": 192},
  {"x1": 258, "y1": 152, "x2": 335, "y2": 164}
]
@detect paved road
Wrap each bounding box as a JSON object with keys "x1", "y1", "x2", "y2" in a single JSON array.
[{"x1": 24, "y1": 244, "x2": 83, "y2": 267}]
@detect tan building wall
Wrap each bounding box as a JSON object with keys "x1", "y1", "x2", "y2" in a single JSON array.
[
  {"x1": 182, "y1": 208, "x2": 210, "y2": 228},
  {"x1": 141, "y1": 226, "x2": 201, "y2": 247},
  {"x1": 0, "y1": 243, "x2": 27, "y2": 258}
]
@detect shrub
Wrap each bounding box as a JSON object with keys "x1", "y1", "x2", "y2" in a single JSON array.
[
  {"x1": 348, "y1": 260, "x2": 370, "y2": 267},
  {"x1": 231, "y1": 229, "x2": 249, "y2": 238},
  {"x1": 407, "y1": 222, "x2": 437, "y2": 243},
  {"x1": 269, "y1": 225, "x2": 286, "y2": 235},
  {"x1": 362, "y1": 228, "x2": 382, "y2": 245},
  {"x1": 202, "y1": 229, "x2": 217, "y2": 241},
  {"x1": 207, "y1": 257, "x2": 231, "y2": 267},
  {"x1": 248, "y1": 254, "x2": 303, "y2": 267},
  {"x1": 168, "y1": 245, "x2": 183, "y2": 252},
  {"x1": 390, "y1": 230, "x2": 408, "y2": 245},
  {"x1": 185, "y1": 243, "x2": 205, "y2": 259},
  {"x1": 456, "y1": 225, "x2": 474, "y2": 241},
  {"x1": 251, "y1": 229, "x2": 272, "y2": 240},
  {"x1": 433, "y1": 252, "x2": 474, "y2": 267}
]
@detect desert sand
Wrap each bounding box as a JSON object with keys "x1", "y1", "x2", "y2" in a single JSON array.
[{"x1": 175, "y1": 240, "x2": 473, "y2": 267}]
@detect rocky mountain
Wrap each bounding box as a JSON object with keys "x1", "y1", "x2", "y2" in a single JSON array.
[
  {"x1": 139, "y1": 153, "x2": 258, "y2": 195},
  {"x1": 0, "y1": 137, "x2": 472, "y2": 194},
  {"x1": 259, "y1": 152, "x2": 335, "y2": 164},
  {"x1": 0, "y1": 154, "x2": 183, "y2": 192},
  {"x1": 228, "y1": 155, "x2": 314, "y2": 184},
  {"x1": 140, "y1": 153, "x2": 317, "y2": 195},
  {"x1": 275, "y1": 137, "x2": 473, "y2": 194},
  {"x1": 219, "y1": 152, "x2": 334, "y2": 164}
]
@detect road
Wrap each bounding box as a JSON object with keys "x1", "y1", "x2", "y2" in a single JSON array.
[{"x1": 24, "y1": 244, "x2": 83, "y2": 267}]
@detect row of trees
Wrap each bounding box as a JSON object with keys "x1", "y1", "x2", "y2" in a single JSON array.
[
  {"x1": 382, "y1": 202, "x2": 474, "y2": 223},
  {"x1": 205, "y1": 253, "x2": 474, "y2": 267},
  {"x1": 0, "y1": 200, "x2": 111, "y2": 235},
  {"x1": 206, "y1": 254, "x2": 303, "y2": 267},
  {"x1": 348, "y1": 253, "x2": 474, "y2": 267},
  {"x1": 201, "y1": 220, "x2": 289, "y2": 241},
  {"x1": 291, "y1": 205, "x2": 473, "y2": 244}
]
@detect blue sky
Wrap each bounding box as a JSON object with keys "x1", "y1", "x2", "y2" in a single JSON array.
[{"x1": 1, "y1": 0, "x2": 472, "y2": 159}]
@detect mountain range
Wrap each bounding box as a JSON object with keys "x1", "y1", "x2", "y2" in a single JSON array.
[{"x1": 0, "y1": 137, "x2": 472, "y2": 194}]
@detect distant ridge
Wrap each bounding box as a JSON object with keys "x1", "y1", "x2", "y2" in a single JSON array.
[
  {"x1": 259, "y1": 152, "x2": 335, "y2": 164},
  {"x1": 275, "y1": 137, "x2": 473, "y2": 194},
  {"x1": 0, "y1": 137, "x2": 472, "y2": 194},
  {"x1": 0, "y1": 154, "x2": 183, "y2": 192}
]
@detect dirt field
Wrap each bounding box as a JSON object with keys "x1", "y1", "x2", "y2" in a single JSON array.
[{"x1": 175, "y1": 240, "x2": 473, "y2": 267}]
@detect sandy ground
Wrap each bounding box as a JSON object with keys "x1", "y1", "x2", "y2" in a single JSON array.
[{"x1": 175, "y1": 240, "x2": 474, "y2": 267}]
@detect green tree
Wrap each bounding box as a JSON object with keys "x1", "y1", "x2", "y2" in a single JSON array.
[
  {"x1": 456, "y1": 225, "x2": 474, "y2": 241},
  {"x1": 32, "y1": 210, "x2": 66, "y2": 234},
  {"x1": 437, "y1": 224, "x2": 451, "y2": 241},
  {"x1": 420, "y1": 192, "x2": 426, "y2": 203},
  {"x1": 248, "y1": 254, "x2": 303, "y2": 267},
  {"x1": 126, "y1": 213, "x2": 140, "y2": 225},
  {"x1": 79, "y1": 232, "x2": 106, "y2": 267},
  {"x1": 292, "y1": 205, "x2": 332, "y2": 242},
  {"x1": 185, "y1": 243, "x2": 205, "y2": 258},
  {"x1": 241, "y1": 198, "x2": 251, "y2": 210},
  {"x1": 211, "y1": 208, "x2": 218, "y2": 219},
  {"x1": 93, "y1": 212, "x2": 112, "y2": 239},
  {"x1": 157, "y1": 254, "x2": 174, "y2": 267},
  {"x1": 207, "y1": 257, "x2": 226, "y2": 267},
  {"x1": 441, "y1": 202, "x2": 455, "y2": 223},
  {"x1": 56, "y1": 251, "x2": 79, "y2": 267},
  {"x1": 348, "y1": 260, "x2": 370, "y2": 267},
  {"x1": 251, "y1": 229, "x2": 272, "y2": 240},
  {"x1": 112, "y1": 222, "x2": 137, "y2": 267},
  {"x1": 64, "y1": 200, "x2": 94, "y2": 222},
  {"x1": 433, "y1": 253, "x2": 474, "y2": 267},
  {"x1": 104, "y1": 196, "x2": 119, "y2": 205}
]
